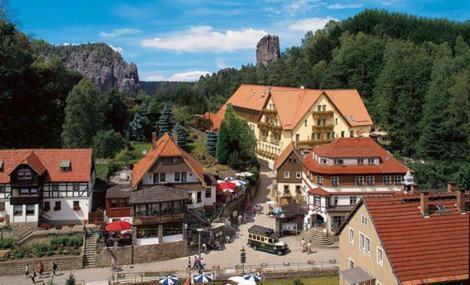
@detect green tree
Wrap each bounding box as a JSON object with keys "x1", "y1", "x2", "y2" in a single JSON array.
[
  {"x1": 174, "y1": 123, "x2": 188, "y2": 150},
  {"x1": 129, "y1": 112, "x2": 146, "y2": 141},
  {"x1": 92, "y1": 130, "x2": 127, "y2": 158},
  {"x1": 158, "y1": 103, "x2": 174, "y2": 137},
  {"x1": 205, "y1": 131, "x2": 218, "y2": 157},
  {"x1": 61, "y1": 79, "x2": 104, "y2": 147},
  {"x1": 65, "y1": 273, "x2": 76, "y2": 285},
  {"x1": 100, "y1": 89, "x2": 128, "y2": 133},
  {"x1": 216, "y1": 105, "x2": 256, "y2": 169}
]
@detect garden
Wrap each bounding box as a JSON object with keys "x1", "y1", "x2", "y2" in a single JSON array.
[{"x1": 0, "y1": 236, "x2": 83, "y2": 261}]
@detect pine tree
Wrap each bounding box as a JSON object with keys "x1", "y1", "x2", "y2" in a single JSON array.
[
  {"x1": 129, "y1": 103, "x2": 151, "y2": 141},
  {"x1": 174, "y1": 123, "x2": 188, "y2": 150},
  {"x1": 61, "y1": 79, "x2": 104, "y2": 147},
  {"x1": 205, "y1": 131, "x2": 218, "y2": 157},
  {"x1": 158, "y1": 103, "x2": 174, "y2": 137}
]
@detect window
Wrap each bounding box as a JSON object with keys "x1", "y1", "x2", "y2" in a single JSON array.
[
  {"x1": 316, "y1": 133, "x2": 321, "y2": 139},
  {"x1": 43, "y1": 201, "x2": 50, "y2": 212},
  {"x1": 175, "y1": 172, "x2": 181, "y2": 182},
  {"x1": 295, "y1": 185, "x2": 301, "y2": 193},
  {"x1": 283, "y1": 185, "x2": 289, "y2": 194},
  {"x1": 317, "y1": 105, "x2": 321, "y2": 111},
  {"x1": 335, "y1": 118, "x2": 338, "y2": 125},
  {"x1": 73, "y1": 183, "x2": 80, "y2": 191},
  {"x1": 383, "y1": 176, "x2": 392, "y2": 185},
  {"x1": 17, "y1": 168, "x2": 32, "y2": 180},
  {"x1": 368, "y1": 158, "x2": 375, "y2": 165},
  {"x1": 320, "y1": 158, "x2": 327, "y2": 165},
  {"x1": 187, "y1": 194, "x2": 193, "y2": 204},
  {"x1": 14, "y1": 205, "x2": 22, "y2": 216},
  {"x1": 0, "y1": 202, "x2": 5, "y2": 211},
  {"x1": 322, "y1": 105, "x2": 326, "y2": 111},
  {"x1": 54, "y1": 201, "x2": 61, "y2": 211},
  {"x1": 341, "y1": 131, "x2": 345, "y2": 137},
  {"x1": 295, "y1": 134, "x2": 300, "y2": 141},
  {"x1": 205, "y1": 188, "x2": 211, "y2": 198},
  {"x1": 317, "y1": 176, "x2": 323, "y2": 185},
  {"x1": 304, "y1": 119, "x2": 307, "y2": 127},
  {"x1": 296, "y1": 171, "x2": 301, "y2": 179},
  {"x1": 377, "y1": 246, "x2": 384, "y2": 266},
  {"x1": 284, "y1": 171, "x2": 290, "y2": 179},
  {"x1": 118, "y1": 199, "x2": 128, "y2": 208},
  {"x1": 349, "y1": 227, "x2": 354, "y2": 244},
  {"x1": 350, "y1": 196, "x2": 357, "y2": 205},
  {"x1": 360, "y1": 233, "x2": 371, "y2": 255},
  {"x1": 196, "y1": 191, "x2": 202, "y2": 203},
  {"x1": 331, "y1": 177, "x2": 340, "y2": 186},
  {"x1": 110, "y1": 199, "x2": 118, "y2": 208},
  {"x1": 366, "y1": 176, "x2": 375, "y2": 185},
  {"x1": 357, "y1": 158, "x2": 364, "y2": 165},
  {"x1": 394, "y1": 175, "x2": 402, "y2": 185},
  {"x1": 333, "y1": 196, "x2": 339, "y2": 205},
  {"x1": 350, "y1": 130, "x2": 354, "y2": 137},
  {"x1": 361, "y1": 215, "x2": 368, "y2": 226},
  {"x1": 326, "y1": 132, "x2": 331, "y2": 139},
  {"x1": 73, "y1": 201, "x2": 80, "y2": 211},
  {"x1": 0, "y1": 185, "x2": 5, "y2": 193},
  {"x1": 348, "y1": 258, "x2": 355, "y2": 268},
  {"x1": 313, "y1": 196, "x2": 320, "y2": 206},
  {"x1": 334, "y1": 159, "x2": 343, "y2": 165},
  {"x1": 20, "y1": 188, "x2": 30, "y2": 196},
  {"x1": 26, "y1": 205, "x2": 35, "y2": 216},
  {"x1": 355, "y1": 176, "x2": 365, "y2": 186}
]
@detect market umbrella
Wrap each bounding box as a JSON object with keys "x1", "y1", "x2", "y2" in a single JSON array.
[
  {"x1": 105, "y1": 221, "x2": 132, "y2": 232},
  {"x1": 193, "y1": 273, "x2": 214, "y2": 283},
  {"x1": 216, "y1": 181, "x2": 237, "y2": 193},
  {"x1": 266, "y1": 201, "x2": 277, "y2": 205},
  {"x1": 272, "y1": 208, "x2": 283, "y2": 217},
  {"x1": 232, "y1": 180, "x2": 247, "y2": 187},
  {"x1": 243, "y1": 273, "x2": 262, "y2": 283},
  {"x1": 224, "y1": 176, "x2": 235, "y2": 181},
  {"x1": 236, "y1": 172, "x2": 253, "y2": 177},
  {"x1": 159, "y1": 276, "x2": 178, "y2": 285}
]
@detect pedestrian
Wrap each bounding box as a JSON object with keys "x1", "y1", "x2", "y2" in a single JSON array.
[
  {"x1": 300, "y1": 238, "x2": 305, "y2": 252},
  {"x1": 52, "y1": 262, "x2": 58, "y2": 276},
  {"x1": 202, "y1": 242, "x2": 207, "y2": 254},
  {"x1": 307, "y1": 242, "x2": 312, "y2": 254},
  {"x1": 25, "y1": 264, "x2": 30, "y2": 278},
  {"x1": 187, "y1": 257, "x2": 191, "y2": 270},
  {"x1": 225, "y1": 235, "x2": 230, "y2": 244},
  {"x1": 36, "y1": 261, "x2": 44, "y2": 277},
  {"x1": 111, "y1": 257, "x2": 117, "y2": 272},
  {"x1": 31, "y1": 269, "x2": 37, "y2": 283}
]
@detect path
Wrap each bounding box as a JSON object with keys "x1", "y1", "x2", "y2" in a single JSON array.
[{"x1": 0, "y1": 163, "x2": 338, "y2": 285}]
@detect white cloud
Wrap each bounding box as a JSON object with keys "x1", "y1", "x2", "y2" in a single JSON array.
[
  {"x1": 289, "y1": 17, "x2": 336, "y2": 32},
  {"x1": 109, "y1": 45, "x2": 123, "y2": 53},
  {"x1": 215, "y1": 58, "x2": 227, "y2": 69},
  {"x1": 168, "y1": 70, "x2": 210, "y2": 81},
  {"x1": 327, "y1": 3, "x2": 363, "y2": 9},
  {"x1": 144, "y1": 73, "x2": 165, "y2": 81},
  {"x1": 99, "y1": 28, "x2": 141, "y2": 38},
  {"x1": 264, "y1": 0, "x2": 323, "y2": 16},
  {"x1": 141, "y1": 26, "x2": 267, "y2": 53}
]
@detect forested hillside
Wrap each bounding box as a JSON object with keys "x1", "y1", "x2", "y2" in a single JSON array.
[{"x1": 150, "y1": 10, "x2": 470, "y2": 189}]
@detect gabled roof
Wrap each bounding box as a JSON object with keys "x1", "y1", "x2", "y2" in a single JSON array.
[
  {"x1": 338, "y1": 193, "x2": 469, "y2": 284},
  {"x1": 131, "y1": 133, "x2": 204, "y2": 188},
  {"x1": 303, "y1": 137, "x2": 410, "y2": 175},
  {"x1": 0, "y1": 149, "x2": 93, "y2": 183},
  {"x1": 202, "y1": 112, "x2": 223, "y2": 131},
  {"x1": 273, "y1": 142, "x2": 301, "y2": 170},
  {"x1": 215, "y1": 84, "x2": 372, "y2": 130}
]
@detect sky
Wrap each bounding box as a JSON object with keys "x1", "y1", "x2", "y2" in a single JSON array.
[{"x1": 10, "y1": 0, "x2": 470, "y2": 82}]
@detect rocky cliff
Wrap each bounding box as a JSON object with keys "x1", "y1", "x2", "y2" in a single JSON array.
[
  {"x1": 34, "y1": 42, "x2": 139, "y2": 93},
  {"x1": 256, "y1": 35, "x2": 280, "y2": 66}
]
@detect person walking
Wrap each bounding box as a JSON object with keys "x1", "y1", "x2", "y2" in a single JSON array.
[
  {"x1": 36, "y1": 261, "x2": 44, "y2": 277},
  {"x1": 187, "y1": 257, "x2": 192, "y2": 270},
  {"x1": 307, "y1": 241, "x2": 312, "y2": 255},
  {"x1": 25, "y1": 264, "x2": 30, "y2": 279},
  {"x1": 111, "y1": 257, "x2": 117, "y2": 272},
  {"x1": 30, "y1": 269, "x2": 37, "y2": 283},
  {"x1": 300, "y1": 238, "x2": 306, "y2": 252},
  {"x1": 52, "y1": 262, "x2": 58, "y2": 276}
]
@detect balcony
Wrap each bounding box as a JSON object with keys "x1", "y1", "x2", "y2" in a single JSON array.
[
  {"x1": 106, "y1": 207, "x2": 131, "y2": 218},
  {"x1": 312, "y1": 124, "x2": 334, "y2": 132},
  {"x1": 10, "y1": 196, "x2": 40, "y2": 205},
  {"x1": 297, "y1": 138, "x2": 334, "y2": 146},
  {"x1": 255, "y1": 149, "x2": 277, "y2": 160},
  {"x1": 133, "y1": 212, "x2": 185, "y2": 225},
  {"x1": 262, "y1": 108, "x2": 277, "y2": 115},
  {"x1": 312, "y1": 110, "x2": 334, "y2": 119},
  {"x1": 257, "y1": 121, "x2": 282, "y2": 131},
  {"x1": 269, "y1": 137, "x2": 281, "y2": 145}
]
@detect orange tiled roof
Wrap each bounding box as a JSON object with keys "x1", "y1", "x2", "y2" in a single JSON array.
[
  {"x1": 131, "y1": 133, "x2": 205, "y2": 188},
  {"x1": 363, "y1": 193, "x2": 469, "y2": 284},
  {"x1": 202, "y1": 112, "x2": 223, "y2": 130},
  {"x1": 215, "y1": 84, "x2": 372, "y2": 130},
  {"x1": 302, "y1": 137, "x2": 409, "y2": 175},
  {"x1": 0, "y1": 149, "x2": 93, "y2": 183},
  {"x1": 273, "y1": 142, "x2": 301, "y2": 170},
  {"x1": 307, "y1": 186, "x2": 331, "y2": 196}
]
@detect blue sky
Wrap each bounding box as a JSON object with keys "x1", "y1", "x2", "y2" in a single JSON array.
[{"x1": 10, "y1": 0, "x2": 469, "y2": 81}]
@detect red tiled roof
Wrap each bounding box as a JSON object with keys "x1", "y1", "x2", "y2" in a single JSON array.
[
  {"x1": 302, "y1": 137, "x2": 410, "y2": 175},
  {"x1": 202, "y1": 112, "x2": 223, "y2": 131},
  {"x1": 131, "y1": 133, "x2": 205, "y2": 188},
  {"x1": 216, "y1": 84, "x2": 372, "y2": 130},
  {"x1": 364, "y1": 193, "x2": 469, "y2": 284},
  {"x1": 0, "y1": 149, "x2": 93, "y2": 183},
  {"x1": 273, "y1": 142, "x2": 301, "y2": 170},
  {"x1": 308, "y1": 186, "x2": 331, "y2": 196}
]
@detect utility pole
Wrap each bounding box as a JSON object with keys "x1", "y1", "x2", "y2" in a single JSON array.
[
  {"x1": 240, "y1": 247, "x2": 246, "y2": 275},
  {"x1": 197, "y1": 228, "x2": 203, "y2": 258}
]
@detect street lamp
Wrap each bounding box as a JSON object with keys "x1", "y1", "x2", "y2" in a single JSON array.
[
  {"x1": 240, "y1": 247, "x2": 246, "y2": 275},
  {"x1": 197, "y1": 228, "x2": 203, "y2": 258}
]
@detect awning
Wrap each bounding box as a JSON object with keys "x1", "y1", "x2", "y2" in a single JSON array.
[{"x1": 340, "y1": 267, "x2": 374, "y2": 284}]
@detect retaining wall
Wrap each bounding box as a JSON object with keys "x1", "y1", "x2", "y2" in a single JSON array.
[{"x1": 0, "y1": 255, "x2": 83, "y2": 276}]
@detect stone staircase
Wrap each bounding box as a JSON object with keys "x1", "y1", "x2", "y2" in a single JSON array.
[
  {"x1": 14, "y1": 227, "x2": 34, "y2": 246},
  {"x1": 83, "y1": 228, "x2": 97, "y2": 268},
  {"x1": 297, "y1": 228, "x2": 334, "y2": 247},
  {"x1": 187, "y1": 208, "x2": 211, "y2": 225}
]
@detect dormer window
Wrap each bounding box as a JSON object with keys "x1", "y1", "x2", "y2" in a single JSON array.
[
  {"x1": 334, "y1": 159, "x2": 344, "y2": 165},
  {"x1": 60, "y1": 160, "x2": 71, "y2": 171},
  {"x1": 17, "y1": 168, "x2": 32, "y2": 180},
  {"x1": 368, "y1": 158, "x2": 375, "y2": 165},
  {"x1": 320, "y1": 158, "x2": 327, "y2": 165},
  {"x1": 357, "y1": 158, "x2": 364, "y2": 165}
]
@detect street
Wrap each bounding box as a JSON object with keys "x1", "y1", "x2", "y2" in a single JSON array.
[{"x1": 0, "y1": 164, "x2": 338, "y2": 285}]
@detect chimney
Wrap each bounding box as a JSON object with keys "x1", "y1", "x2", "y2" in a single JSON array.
[
  {"x1": 410, "y1": 184, "x2": 418, "y2": 194},
  {"x1": 420, "y1": 192, "x2": 429, "y2": 218},
  {"x1": 151, "y1": 132, "x2": 157, "y2": 149},
  {"x1": 447, "y1": 181, "x2": 456, "y2": 193},
  {"x1": 456, "y1": 190, "x2": 466, "y2": 214}
]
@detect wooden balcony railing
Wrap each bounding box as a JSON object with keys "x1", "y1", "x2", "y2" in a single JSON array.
[
  {"x1": 258, "y1": 121, "x2": 282, "y2": 130},
  {"x1": 262, "y1": 108, "x2": 277, "y2": 115},
  {"x1": 312, "y1": 110, "x2": 334, "y2": 118},
  {"x1": 133, "y1": 212, "x2": 185, "y2": 225},
  {"x1": 297, "y1": 138, "x2": 334, "y2": 146},
  {"x1": 106, "y1": 207, "x2": 131, "y2": 218},
  {"x1": 312, "y1": 124, "x2": 334, "y2": 131}
]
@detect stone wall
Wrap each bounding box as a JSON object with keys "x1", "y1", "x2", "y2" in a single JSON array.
[
  {"x1": 19, "y1": 230, "x2": 84, "y2": 248},
  {"x1": 1, "y1": 222, "x2": 37, "y2": 238},
  {"x1": 95, "y1": 240, "x2": 187, "y2": 267},
  {"x1": 0, "y1": 255, "x2": 83, "y2": 276}
]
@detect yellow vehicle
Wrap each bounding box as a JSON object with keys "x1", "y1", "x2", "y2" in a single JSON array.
[{"x1": 247, "y1": 225, "x2": 288, "y2": 255}]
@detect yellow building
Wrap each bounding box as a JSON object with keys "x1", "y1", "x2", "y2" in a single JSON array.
[
  {"x1": 336, "y1": 189, "x2": 469, "y2": 285},
  {"x1": 208, "y1": 84, "x2": 373, "y2": 168}
]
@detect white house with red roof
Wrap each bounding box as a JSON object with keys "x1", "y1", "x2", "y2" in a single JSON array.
[
  {"x1": 0, "y1": 149, "x2": 95, "y2": 230},
  {"x1": 301, "y1": 137, "x2": 412, "y2": 234}
]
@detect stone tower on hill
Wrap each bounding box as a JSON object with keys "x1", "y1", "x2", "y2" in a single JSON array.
[{"x1": 256, "y1": 35, "x2": 280, "y2": 66}]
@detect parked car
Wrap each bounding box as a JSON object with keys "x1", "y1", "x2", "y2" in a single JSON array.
[{"x1": 247, "y1": 225, "x2": 288, "y2": 255}]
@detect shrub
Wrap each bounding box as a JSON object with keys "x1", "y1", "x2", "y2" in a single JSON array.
[
  {"x1": 11, "y1": 248, "x2": 24, "y2": 259},
  {"x1": 65, "y1": 273, "x2": 76, "y2": 285},
  {"x1": 293, "y1": 278, "x2": 303, "y2": 285},
  {"x1": 68, "y1": 236, "x2": 83, "y2": 248},
  {"x1": 33, "y1": 243, "x2": 52, "y2": 257},
  {"x1": 0, "y1": 238, "x2": 15, "y2": 249}
]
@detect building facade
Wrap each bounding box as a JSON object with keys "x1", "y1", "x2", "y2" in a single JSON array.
[
  {"x1": 206, "y1": 85, "x2": 373, "y2": 168},
  {"x1": 301, "y1": 137, "x2": 410, "y2": 234},
  {"x1": 0, "y1": 149, "x2": 95, "y2": 230},
  {"x1": 273, "y1": 143, "x2": 305, "y2": 203},
  {"x1": 337, "y1": 189, "x2": 469, "y2": 285}
]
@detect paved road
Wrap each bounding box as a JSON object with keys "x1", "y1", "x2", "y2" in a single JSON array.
[{"x1": 0, "y1": 163, "x2": 338, "y2": 285}]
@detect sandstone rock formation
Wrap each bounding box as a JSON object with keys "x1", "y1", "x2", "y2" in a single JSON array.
[
  {"x1": 35, "y1": 43, "x2": 139, "y2": 94},
  {"x1": 256, "y1": 35, "x2": 280, "y2": 66}
]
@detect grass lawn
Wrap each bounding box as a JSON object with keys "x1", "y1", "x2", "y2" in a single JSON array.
[{"x1": 263, "y1": 275, "x2": 338, "y2": 285}]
